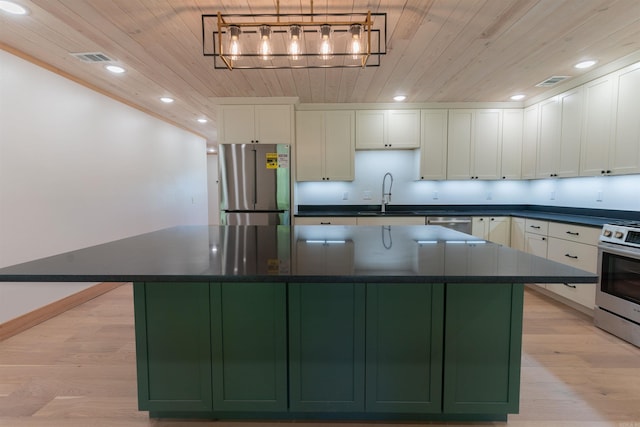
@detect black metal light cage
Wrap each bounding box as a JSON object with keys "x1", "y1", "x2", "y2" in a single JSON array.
[{"x1": 201, "y1": 11, "x2": 387, "y2": 70}]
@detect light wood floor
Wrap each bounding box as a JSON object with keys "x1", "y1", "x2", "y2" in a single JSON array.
[{"x1": 1, "y1": 284, "x2": 640, "y2": 427}]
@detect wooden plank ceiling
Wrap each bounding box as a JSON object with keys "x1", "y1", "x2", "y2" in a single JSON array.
[{"x1": 1, "y1": 0, "x2": 640, "y2": 146}]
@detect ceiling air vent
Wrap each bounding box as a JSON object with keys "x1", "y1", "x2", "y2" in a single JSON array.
[
  {"x1": 535, "y1": 75, "x2": 571, "y2": 87},
  {"x1": 70, "y1": 52, "x2": 114, "y2": 63}
]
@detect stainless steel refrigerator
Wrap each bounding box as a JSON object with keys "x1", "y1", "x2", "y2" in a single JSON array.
[{"x1": 219, "y1": 143, "x2": 290, "y2": 225}]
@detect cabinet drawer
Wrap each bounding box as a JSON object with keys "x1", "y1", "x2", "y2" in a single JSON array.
[
  {"x1": 545, "y1": 283, "x2": 596, "y2": 310},
  {"x1": 295, "y1": 217, "x2": 357, "y2": 226},
  {"x1": 547, "y1": 237, "x2": 598, "y2": 273},
  {"x1": 524, "y1": 219, "x2": 548, "y2": 236},
  {"x1": 548, "y1": 222, "x2": 600, "y2": 245}
]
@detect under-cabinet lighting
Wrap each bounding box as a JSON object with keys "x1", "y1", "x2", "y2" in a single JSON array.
[
  {"x1": 416, "y1": 240, "x2": 438, "y2": 244},
  {"x1": 305, "y1": 239, "x2": 346, "y2": 244}
]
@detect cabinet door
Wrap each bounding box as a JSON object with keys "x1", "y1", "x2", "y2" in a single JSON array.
[
  {"x1": 525, "y1": 233, "x2": 548, "y2": 258},
  {"x1": 536, "y1": 97, "x2": 561, "y2": 178},
  {"x1": 611, "y1": 64, "x2": 640, "y2": 175},
  {"x1": 211, "y1": 283, "x2": 287, "y2": 412},
  {"x1": 289, "y1": 283, "x2": 366, "y2": 412},
  {"x1": 365, "y1": 283, "x2": 444, "y2": 413},
  {"x1": 134, "y1": 282, "x2": 212, "y2": 412},
  {"x1": 356, "y1": 110, "x2": 386, "y2": 149},
  {"x1": 580, "y1": 75, "x2": 616, "y2": 176},
  {"x1": 487, "y1": 217, "x2": 511, "y2": 246},
  {"x1": 254, "y1": 105, "x2": 292, "y2": 144},
  {"x1": 473, "y1": 110, "x2": 502, "y2": 180},
  {"x1": 443, "y1": 283, "x2": 523, "y2": 414},
  {"x1": 295, "y1": 111, "x2": 324, "y2": 181},
  {"x1": 501, "y1": 109, "x2": 523, "y2": 179},
  {"x1": 418, "y1": 109, "x2": 448, "y2": 180},
  {"x1": 219, "y1": 105, "x2": 256, "y2": 144},
  {"x1": 447, "y1": 110, "x2": 473, "y2": 179},
  {"x1": 557, "y1": 87, "x2": 583, "y2": 177},
  {"x1": 510, "y1": 217, "x2": 526, "y2": 251},
  {"x1": 521, "y1": 104, "x2": 539, "y2": 179},
  {"x1": 387, "y1": 110, "x2": 420, "y2": 149},
  {"x1": 471, "y1": 217, "x2": 488, "y2": 239},
  {"x1": 324, "y1": 110, "x2": 355, "y2": 181}
]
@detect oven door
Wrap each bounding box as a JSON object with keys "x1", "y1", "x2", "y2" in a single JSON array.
[{"x1": 597, "y1": 242, "x2": 640, "y2": 325}]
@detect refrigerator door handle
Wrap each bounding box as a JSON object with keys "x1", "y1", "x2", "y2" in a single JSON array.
[{"x1": 252, "y1": 148, "x2": 258, "y2": 206}]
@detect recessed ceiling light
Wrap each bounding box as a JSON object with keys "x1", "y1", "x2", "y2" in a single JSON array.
[
  {"x1": 197, "y1": 118, "x2": 208, "y2": 123},
  {"x1": 575, "y1": 60, "x2": 597, "y2": 69},
  {"x1": 393, "y1": 95, "x2": 407, "y2": 102},
  {"x1": 160, "y1": 97, "x2": 174, "y2": 103},
  {"x1": 105, "y1": 65, "x2": 126, "y2": 74},
  {"x1": 0, "y1": 1, "x2": 29, "y2": 15},
  {"x1": 510, "y1": 94, "x2": 525, "y2": 101}
]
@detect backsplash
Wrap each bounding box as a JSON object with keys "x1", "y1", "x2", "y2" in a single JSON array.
[{"x1": 295, "y1": 150, "x2": 640, "y2": 212}]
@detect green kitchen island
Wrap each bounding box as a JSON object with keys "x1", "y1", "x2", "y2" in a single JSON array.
[{"x1": 0, "y1": 225, "x2": 598, "y2": 422}]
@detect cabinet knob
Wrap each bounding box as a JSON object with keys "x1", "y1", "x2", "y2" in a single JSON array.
[{"x1": 606, "y1": 170, "x2": 612, "y2": 174}]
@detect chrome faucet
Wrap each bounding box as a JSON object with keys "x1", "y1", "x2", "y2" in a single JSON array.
[{"x1": 381, "y1": 172, "x2": 393, "y2": 213}]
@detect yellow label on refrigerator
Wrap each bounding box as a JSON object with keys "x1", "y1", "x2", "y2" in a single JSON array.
[{"x1": 266, "y1": 153, "x2": 278, "y2": 169}]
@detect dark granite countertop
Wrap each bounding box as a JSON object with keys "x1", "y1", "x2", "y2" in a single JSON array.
[
  {"x1": 295, "y1": 204, "x2": 639, "y2": 227},
  {"x1": 0, "y1": 225, "x2": 597, "y2": 284}
]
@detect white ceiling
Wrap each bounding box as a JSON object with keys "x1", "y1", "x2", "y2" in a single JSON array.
[{"x1": 2, "y1": 0, "x2": 640, "y2": 146}]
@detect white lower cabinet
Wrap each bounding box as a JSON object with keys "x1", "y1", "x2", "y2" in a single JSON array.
[
  {"x1": 510, "y1": 217, "x2": 526, "y2": 251},
  {"x1": 295, "y1": 217, "x2": 357, "y2": 226},
  {"x1": 471, "y1": 217, "x2": 511, "y2": 246},
  {"x1": 520, "y1": 219, "x2": 599, "y2": 313},
  {"x1": 356, "y1": 216, "x2": 425, "y2": 226}
]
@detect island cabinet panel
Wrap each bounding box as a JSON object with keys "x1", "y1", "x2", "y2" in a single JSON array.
[
  {"x1": 288, "y1": 283, "x2": 366, "y2": 412},
  {"x1": 443, "y1": 283, "x2": 523, "y2": 414},
  {"x1": 134, "y1": 282, "x2": 212, "y2": 412},
  {"x1": 365, "y1": 283, "x2": 444, "y2": 413},
  {"x1": 210, "y1": 282, "x2": 287, "y2": 412}
]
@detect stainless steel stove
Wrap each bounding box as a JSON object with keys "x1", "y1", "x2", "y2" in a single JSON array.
[{"x1": 595, "y1": 220, "x2": 640, "y2": 347}]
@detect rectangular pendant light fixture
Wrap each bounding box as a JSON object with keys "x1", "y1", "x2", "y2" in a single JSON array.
[{"x1": 201, "y1": 1, "x2": 386, "y2": 70}]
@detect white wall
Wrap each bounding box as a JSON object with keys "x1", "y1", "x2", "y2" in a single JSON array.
[
  {"x1": 296, "y1": 150, "x2": 640, "y2": 212},
  {"x1": 0, "y1": 50, "x2": 208, "y2": 322}
]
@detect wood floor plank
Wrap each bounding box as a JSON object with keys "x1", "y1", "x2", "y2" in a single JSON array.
[{"x1": 0, "y1": 284, "x2": 639, "y2": 426}]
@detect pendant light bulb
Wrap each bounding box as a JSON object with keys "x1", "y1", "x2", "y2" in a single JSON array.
[
  {"x1": 288, "y1": 25, "x2": 303, "y2": 60},
  {"x1": 228, "y1": 25, "x2": 242, "y2": 61},
  {"x1": 349, "y1": 24, "x2": 363, "y2": 59},
  {"x1": 318, "y1": 24, "x2": 333, "y2": 60},
  {"x1": 258, "y1": 25, "x2": 273, "y2": 60}
]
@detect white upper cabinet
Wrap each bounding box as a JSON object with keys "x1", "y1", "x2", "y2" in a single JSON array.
[
  {"x1": 610, "y1": 63, "x2": 640, "y2": 175},
  {"x1": 536, "y1": 87, "x2": 582, "y2": 178},
  {"x1": 521, "y1": 104, "x2": 539, "y2": 179},
  {"x1": 295, "y1": 110, "x2": 355, "y2": 182},
  {"x1": 219, "y1": 105, "x2": 293, "y2": 145},
  {"x1": 356, "y1": 109, "x2": 420, "y2": 149},
  {"x1": 580, "y1": 74, "x2": 616, "y2": 176},
  {"x1": 536, "y1": 97, "x2": 561, "y2": 178},
  {"x1": 500, "y1": 109, "x2": 523, "y2": 180},
  {"x1": 417, "y1": 109, "x2": 448, "y2": 180},
  {"x1": 447, "y1": 109, "x2": 502, "y2": 180}
]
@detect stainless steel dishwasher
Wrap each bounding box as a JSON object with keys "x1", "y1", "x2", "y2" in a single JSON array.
[{"x1": 426, "y1": 217, "x2": 473, "y2": 235}]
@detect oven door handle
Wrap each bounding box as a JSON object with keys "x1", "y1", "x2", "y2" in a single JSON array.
[{"x1": 599, "y1": 242, "x2": 640, "y2": 259}]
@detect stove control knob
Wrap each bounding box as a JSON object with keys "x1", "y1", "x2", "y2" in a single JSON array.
[
  {"x1": 603, "y1": 230, "x2": 612, "y2": 237},
  {"x1": 614, "y1": 231, "x2": 624, "y2": 239}
]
